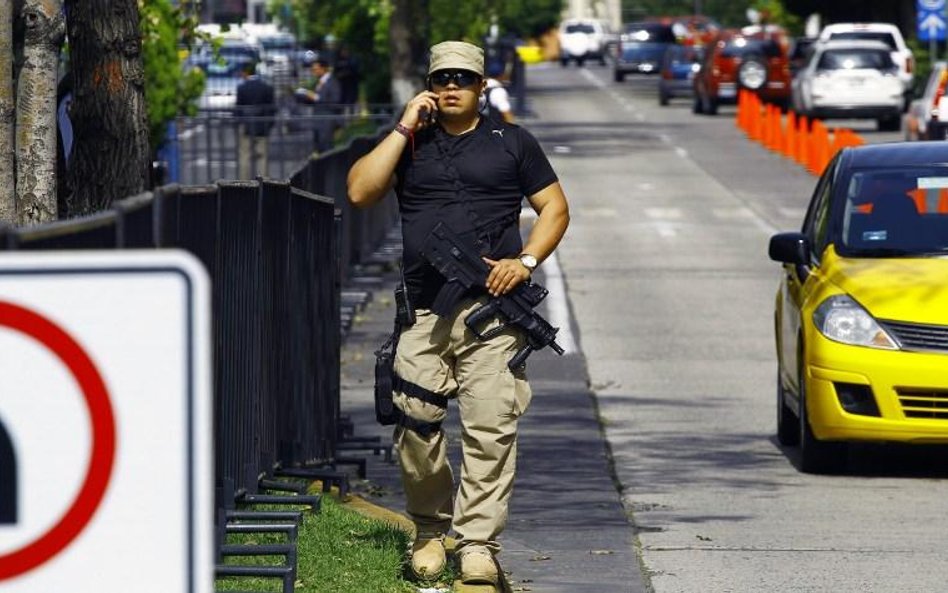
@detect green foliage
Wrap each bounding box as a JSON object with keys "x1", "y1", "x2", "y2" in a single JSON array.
[
  {"x1": 622, "y1": 0, "x2": 798, "y2": 30},
  {"x1": 267, "y1": 0, "x2": 392, "y2": 102},
  {"x1": 266, "y1": 0, "x2": 563, "y2": 103},
  {"x1": 906, "y1": 37, "x2": 940, "y2": 99},
  {"x1": 140, "y1": 0, "x2": 205, "y2": 151},
  {"x1": 751, "y1": 0, "x2": 802, "y2": 35},
  {"x1": 428, "y1": 0, "x2": 562, "y2": 41},
  {"x1": 495, "y1": 0, "x2": 563, "y2": 40}
]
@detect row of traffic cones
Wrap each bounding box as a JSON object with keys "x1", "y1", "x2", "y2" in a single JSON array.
[{"x1": 736, "y1": 90, "x2": 865, "y2": 176}]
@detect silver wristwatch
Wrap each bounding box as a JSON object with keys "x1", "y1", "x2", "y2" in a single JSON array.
[{"x1": 518, "y1": 253, "x2": 538, "y2": 272}]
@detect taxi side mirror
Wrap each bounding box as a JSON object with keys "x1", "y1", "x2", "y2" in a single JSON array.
[{"x1": 768, "y1": 231, "x2": 809, "y2": 265}]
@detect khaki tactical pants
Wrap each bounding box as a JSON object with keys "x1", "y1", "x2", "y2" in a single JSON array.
[{"x1": 393, "y1": 297, "x2": 532, "y2": 555}]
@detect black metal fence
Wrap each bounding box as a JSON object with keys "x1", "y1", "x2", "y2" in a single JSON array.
[
  {"x1": 0, "y1": 125, "x2": 398, "y2": 511},
  {"x1": 161, "y1": 105, "x2": 397, "y2": 186}
]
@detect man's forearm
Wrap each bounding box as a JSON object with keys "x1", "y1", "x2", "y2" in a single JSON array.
[
  {"x1": 521, "y1": 201, "x2": 569, "y2": 264},
  {"x1": 347, "y1": 130, "x2": 407, "y2": 207}
]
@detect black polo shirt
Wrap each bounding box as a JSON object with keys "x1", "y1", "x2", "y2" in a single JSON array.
[{"x1": 394, "y1": 116, "x2": 558, "y2": 308}]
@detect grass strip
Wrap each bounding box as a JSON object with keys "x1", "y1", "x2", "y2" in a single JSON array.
[{"x1": 216, "y1": 493, "x2": 421, "y2": 593}]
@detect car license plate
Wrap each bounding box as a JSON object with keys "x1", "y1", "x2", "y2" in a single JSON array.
[{"x1": 718, "y1": 85, "x2": 736, "y2": 98}]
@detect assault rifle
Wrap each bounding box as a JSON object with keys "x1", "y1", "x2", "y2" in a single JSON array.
[{"x1": 420, "y1": 221, "x2": 565, "y2": 370}]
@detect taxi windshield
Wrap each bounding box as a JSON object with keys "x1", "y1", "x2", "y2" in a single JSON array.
[{"x1": 839, "y1": 169, "x2": 948, "y2": 257}]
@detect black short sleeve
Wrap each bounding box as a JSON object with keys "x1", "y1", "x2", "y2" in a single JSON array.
[{"x1": 516, "y1": 127, "x2": 558, "y2": 197}]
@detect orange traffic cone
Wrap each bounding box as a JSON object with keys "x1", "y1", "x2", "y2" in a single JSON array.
[
  {"x1": 756, "y1": 96, "x2": 767, "y2": 143},
  {"x1": 736, "y1": 90, "x2": 746, "y2": 131},
  {"x1": 809, "y1": 120, "x2": 831, "y2": 175},
  {"x1": 784, "y1": 111, "x2": 797, "y2": 160},
  {"x1": 796, "y1": 115, "x2": 810, "y2": 169}
]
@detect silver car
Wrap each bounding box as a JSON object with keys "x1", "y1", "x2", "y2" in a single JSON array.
[
  {"x1": 791, "y1": 40, "x2": 903, "y2": 131},
  {"x1": 904, "y1": 61, "x2": 948, "y2": 141}
]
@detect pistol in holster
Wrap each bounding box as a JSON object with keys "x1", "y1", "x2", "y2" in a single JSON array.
[{"x1": 374, "y1": 279, "x2": 415, "y2": 426}]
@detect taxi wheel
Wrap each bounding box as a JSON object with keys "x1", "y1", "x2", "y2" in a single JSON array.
[
  {"x1": 797, "y1": 366, "x2": 847, "y2": 474},
  {"x1": 776, "y1": 369, "x2": 799, "y2": 446}
]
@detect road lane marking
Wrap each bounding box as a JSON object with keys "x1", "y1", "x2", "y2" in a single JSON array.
[
  {"x1": 779, "y1": 206, "x2": 807, "y2": 219},
  {"x1": 651, "y1": 222, "x2": 678, "y2": 238},
  {"x1": 644, "y1": 207, "x2": 683, "y2": 219},
  {"x1": 538, "y1": 252, "x2": 578, "y2": 355},
  {"x1": 712, "y1": 207, "x2": 755, "y2": 219}
]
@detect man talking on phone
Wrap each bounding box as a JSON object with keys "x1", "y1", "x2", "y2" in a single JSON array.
[{"x1": 347, "y1": 40, "x2": 569, "y2": 586}]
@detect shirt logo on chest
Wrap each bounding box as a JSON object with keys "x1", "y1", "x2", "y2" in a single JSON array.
[{"x1": 491, "y1": 129, "x2": 504, "y2": 138}]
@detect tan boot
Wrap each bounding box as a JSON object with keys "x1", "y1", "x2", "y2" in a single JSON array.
[
  {"x1": 410, "y1": 536, "x2": 446, "y2": 580},
  {"x1": 459, "y1": 548, "x2": 498, "y2": 585}
]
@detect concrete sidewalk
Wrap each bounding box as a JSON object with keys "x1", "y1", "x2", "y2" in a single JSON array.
[{"x1": 338, "y1": 257, "x2": 648, "y2": 593}]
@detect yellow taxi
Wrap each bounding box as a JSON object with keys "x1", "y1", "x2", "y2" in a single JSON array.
[{"x1": 769, "y1": 142, "x2": 948, "y2": 473}]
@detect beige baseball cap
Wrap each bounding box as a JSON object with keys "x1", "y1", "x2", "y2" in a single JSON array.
[{"x1": 427, "y1": 41, "x2": 484, "y2": 76}]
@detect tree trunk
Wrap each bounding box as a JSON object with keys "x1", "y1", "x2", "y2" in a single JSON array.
[
  {"x1": 64, "y1": 0, "x2": 148, "y2": 217},
  {"x1": 389, "y1": 0, "x2": 425, "y2": 106},
  {"x1": 14, "y1": 0, "x2": 63, "y2": 225},
  {"x1": 0, "y1": 0, "x2": 14, "y2": 224}
]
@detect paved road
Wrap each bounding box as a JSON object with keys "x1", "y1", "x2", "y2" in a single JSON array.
[{"x1": 522, "y1": 62, "x2": 948, "y2": 593}]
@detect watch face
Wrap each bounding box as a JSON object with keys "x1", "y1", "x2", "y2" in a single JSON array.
[{"x1": 520, "y1": 254, "x2": 538, "y2": 270}]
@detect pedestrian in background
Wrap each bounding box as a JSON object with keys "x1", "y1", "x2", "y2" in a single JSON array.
[
  {"x1": 347, "y1": 41, "x2": 570, "y2": 586},
  {"x1": 235, "y1": 62, "x2": 276, "y2": 178},
  {"x1": 333, "y1": 46, "x2": 361, "y2": 116},
  {"x1": 482, "y1": 65, "x2": 515, "y2": 123},
  {"x1": 295, "y1": 58, "x2": 342, "y2": 153}
]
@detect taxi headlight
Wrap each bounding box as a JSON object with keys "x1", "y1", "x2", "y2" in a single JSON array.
[{"x1": 813, "y1": 295, "x2": 898, "y2": 349}]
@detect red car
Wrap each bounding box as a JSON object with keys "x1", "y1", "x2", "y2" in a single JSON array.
[{"x1": 693, "y1": 25, "x2": 792, "y2": 115}]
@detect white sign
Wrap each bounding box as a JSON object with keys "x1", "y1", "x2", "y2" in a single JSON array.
[{"x1": 0, "y1": 251, "x2": 213, "y2": 592}]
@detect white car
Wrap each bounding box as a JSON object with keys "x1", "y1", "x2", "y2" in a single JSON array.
[
  {"x1": 904, "y1": 61, "x2": 948, "y2": 141},
  {"x1": 792, "y1": 40, "x2": 903, "y2": 131},
  {"x1": 558, "y1": 19, "x2": 610, "y2": 66},
  {"x1": 818, "y1": 22, "x2": 914, "y2": 106}
]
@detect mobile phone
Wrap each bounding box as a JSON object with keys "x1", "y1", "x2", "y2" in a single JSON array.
[{"x1": 419, "y1": 106, "x2": 437, "y2": 125}]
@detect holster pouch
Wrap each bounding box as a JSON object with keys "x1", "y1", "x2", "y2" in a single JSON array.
[
  {"x1": 374, "y1": 342, "x2": 398, "y2": 426},
  {"x1": 395, "y1": 283, "x2": 415, "y2": 327}
]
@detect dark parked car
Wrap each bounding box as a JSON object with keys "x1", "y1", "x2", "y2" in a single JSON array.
[
  {"x1": 614, "y1": 22, "x2": 676, "y2": 81},
  {"x1": 658, "y1": 45, "x2": 703, "y2": 105}
]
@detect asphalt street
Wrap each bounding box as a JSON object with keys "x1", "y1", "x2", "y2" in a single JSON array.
[
  {"x1": 339, "y1": 63, "x2": 948, "y2": 593},
  {"x1": 526, "y1": 62, "x2": 948, "y2": 592}
]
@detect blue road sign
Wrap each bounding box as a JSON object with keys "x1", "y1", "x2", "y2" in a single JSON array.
[{"x1": 919, "y1": 0, "x2": 947, "y2": 41}]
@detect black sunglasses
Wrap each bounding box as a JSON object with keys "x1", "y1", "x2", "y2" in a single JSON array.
[{"x1": 429, "y1": 70, "x2": 481, "y2": 89}]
